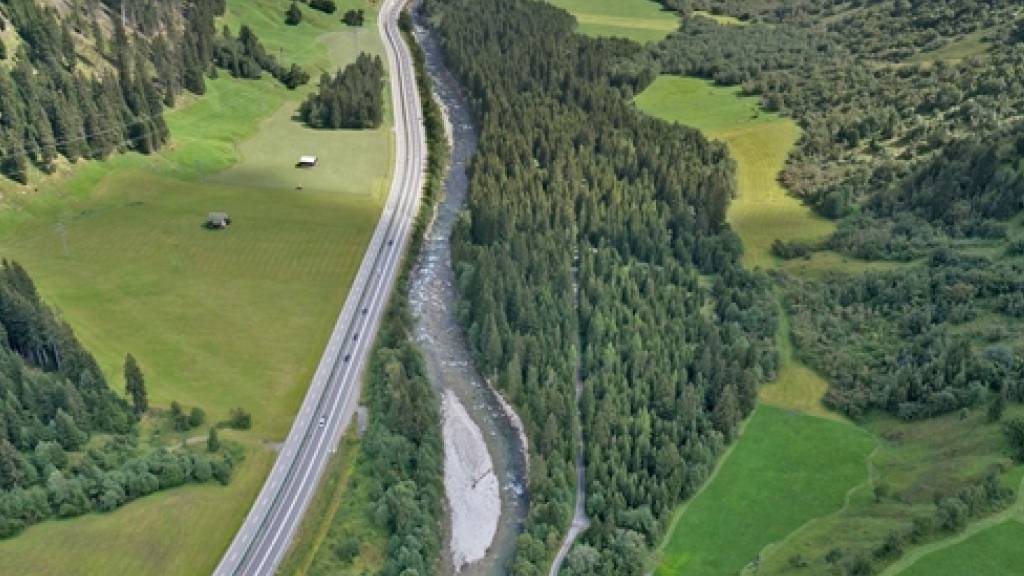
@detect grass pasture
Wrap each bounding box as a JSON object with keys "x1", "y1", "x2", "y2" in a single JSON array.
[
  {"x1": 691, "y1": 10, "x2": 748, "y2": 26},
  {"x1": 0, "y1": 0, "x2": 390, "y2": 574},
  {"x1": 635, "y1": 75, "x2": 835, "y2": 270},
  {"x1": 546, "y1": 0, "x2": 680, "y2": 44},
  {"x1": 655, "y1": 405, "x2": 876, "y2": 576}
]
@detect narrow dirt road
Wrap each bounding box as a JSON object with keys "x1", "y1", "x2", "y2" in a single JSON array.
[{"x1": 549, "y1": 258, "x2": 590, "y2": 576}]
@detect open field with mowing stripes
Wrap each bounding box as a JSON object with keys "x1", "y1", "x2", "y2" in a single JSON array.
[
  {"x1": 547, "y1": 0, "x2": 680, "y2": 44},
  {"x1": 0, "y1": 0, "x2": 389, "y2": 574}
]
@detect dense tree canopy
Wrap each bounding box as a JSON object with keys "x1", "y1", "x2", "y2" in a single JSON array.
[
  {"x1": 426, "y1": 0, "x2": 777, "y2": 573},
  {"x1": 648, "y1": 0, "x2": 1024, "y2": 429},
  {"x1": 299, "y1": 53, "x2": 385, "y2": 129}
]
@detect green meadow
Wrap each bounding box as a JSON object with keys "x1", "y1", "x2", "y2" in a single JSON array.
[
  {"x1": 0, "y1": 0, "x2": 389, "y2": 574},
  {"x1": 756, "y1": 408, "x2": 1024, "y2": 575},
  {"x1": 634, "y1": 75, "x2": 834, "y2": 270},
  {"x1": 546, "y1": 0, "x2": 680, "y2": 44},
  {"x1": 655, "y1": 405, "x2": 876, "y2": 576}
]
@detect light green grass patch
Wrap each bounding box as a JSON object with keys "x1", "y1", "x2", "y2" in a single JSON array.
[
  {"x1": 546, "y1": 0, "x2": 680, "y2": 43},
  {"x1": 897, "y1": 520, "x2": 1024, "y2": 576},
  {"x1": 655, "y1": 405, "x2": 876, "y2": 576},
  {"x1": 778, "y1": 250, "x2": 914, "y2": 278},
  {"x1": 635, "y1": 75, "x2": 835, "y2": 269},
  {"x1": 691, "y1": 10, "x2": 748, "y2": 26},
  {"x1": 758, "y1": 308, "x2": 838, "y2": 420},
  {"x1": 209, "y1": 100, "x2": 393, "y2": 200},
  {"x1": 904, "y1": 28, "x2": 991, "y2": 64}
]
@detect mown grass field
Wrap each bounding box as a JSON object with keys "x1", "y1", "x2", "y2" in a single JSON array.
[
  {"x1": 654, "y1": 405, "x2": 876, "y2": 576},
  {"x1": 546, "y1": 0, "x2": 680, "y2": 44},
  {"x1": 0, "y1": 0, "x2": 389, "y2": 574},
  {"x1": 635, "y1": 75, "x2": 835, "y2": 270}
]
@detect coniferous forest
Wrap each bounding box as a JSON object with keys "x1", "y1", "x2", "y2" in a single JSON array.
[
  {"x1": 427, "y1": 0, "x2": 777, "y2": 573},
  {"x1": 299, "y1": 53, "x2": 385, "y2": 129},
  {"x1": 0, "y1": 0, "x2": 307, "y2": 184}
]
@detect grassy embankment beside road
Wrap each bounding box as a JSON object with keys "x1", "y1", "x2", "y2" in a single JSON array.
[{"x1": 0, "y1": 0, "x2": 390, "y2": 574}]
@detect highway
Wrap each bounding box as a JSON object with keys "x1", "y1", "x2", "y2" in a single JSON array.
[{"x1": 212, "y1": 0, "x2": 425, "y2": 573}]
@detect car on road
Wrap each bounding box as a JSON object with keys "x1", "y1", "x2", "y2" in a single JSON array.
[
  {"x1": 318, "y1": 416, "x2": 326, "y2": 428},
  {"x1": 353, "y1": 332, "x2": 359, "y2": 341},
  {"x1": 344, "y1": 353, "x2": 351, "y2": 362}
]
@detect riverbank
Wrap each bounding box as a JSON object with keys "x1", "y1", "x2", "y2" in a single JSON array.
[{"x1": 408, "y1": 7, "x2": 530, "y2": 575}]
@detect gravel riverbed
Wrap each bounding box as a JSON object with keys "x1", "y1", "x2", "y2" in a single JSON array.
[{"x1": 408, "y1": 7, "x2": 530, "y2": 575}]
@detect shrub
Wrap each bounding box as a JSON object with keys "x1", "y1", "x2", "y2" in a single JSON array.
[
  {"x1": 309, "y1": 0, "x2": 336, "y2": 14},
  {"x1": 225, "y1": 407, "x2": 252, "y2": 430},
  {"x1": 342, "y1": 8, "x2": 365, "y2": 26},
  {"x1": 285, "y1": 1, "x2": 302, "y2": 25}
]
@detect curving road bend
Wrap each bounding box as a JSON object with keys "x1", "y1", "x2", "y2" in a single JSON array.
[{"x1": 212, "y1": 0, "x2": 425, "y2": 573}]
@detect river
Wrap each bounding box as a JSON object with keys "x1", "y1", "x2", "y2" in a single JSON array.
[{"x1": 407, "y1": 6, "x2": 530, "y2": 575}]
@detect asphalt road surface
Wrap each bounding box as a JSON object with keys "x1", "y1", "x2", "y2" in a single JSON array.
[{"x1": 212, "y1": 0, "x2": 425, "y2": 573}]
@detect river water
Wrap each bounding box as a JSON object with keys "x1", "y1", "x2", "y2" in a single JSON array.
[{"x1": 407, "y1": 7, "x2": 530, "y2": 576}]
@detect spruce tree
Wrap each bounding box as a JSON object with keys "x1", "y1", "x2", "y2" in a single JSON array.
[
  {"x1": 124, "y1": 353, "x2": 148, "y2": 415},
  {"x1": 285, "y1": 2, "x2": 303, "y2": 25},
  {"x1": 207, "y1": 427, "x2": 220, "y2": 452}
]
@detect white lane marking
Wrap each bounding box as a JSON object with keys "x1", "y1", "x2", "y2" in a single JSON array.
[{"x1": 234, "y1": 3, "x2": 429, "y2": 575}]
